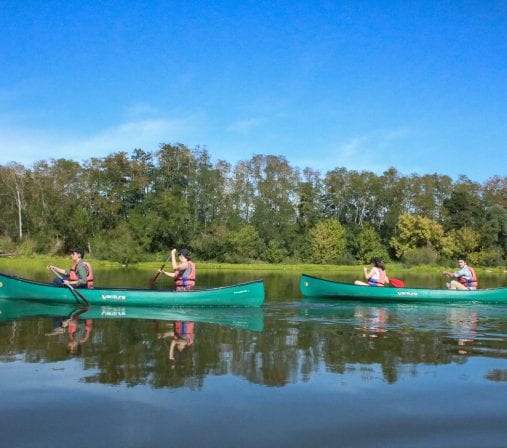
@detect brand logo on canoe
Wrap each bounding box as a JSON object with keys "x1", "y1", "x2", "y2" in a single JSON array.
[
  {"x1": 396, "y1": 291, "x2": 418, "y2": 296},
  {"x1": 101, "y1": 307, "x2": 126, "y2": 316},
  {"x1": 101, "y1": 294, "x2": 126, "y2": 301},
  {"x1": 233, "y1": 289, "x2": 249, "y2": 294}
]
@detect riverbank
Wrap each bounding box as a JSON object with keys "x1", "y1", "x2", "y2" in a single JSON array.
[{"x1": 0, "y1": 256, "x2": 504, "y2": 278}]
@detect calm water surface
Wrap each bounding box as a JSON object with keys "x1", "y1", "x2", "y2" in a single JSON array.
[{"x1": 1, "y1": 269, "x2": 507, "y2": 448}]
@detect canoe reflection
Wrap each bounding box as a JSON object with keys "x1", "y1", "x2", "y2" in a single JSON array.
[{"x1": 0, "y1": 298, "x2": 264, "y2": 332}]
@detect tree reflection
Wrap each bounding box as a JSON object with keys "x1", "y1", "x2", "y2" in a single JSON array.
[{"x1": 1, "y1": 302, "x2": 507, "y2": 388}]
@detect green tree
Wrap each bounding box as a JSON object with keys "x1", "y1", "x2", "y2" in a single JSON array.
[
  {"x1": 390, "y1": 214, "x2": 444, "y2": 259},
  {"x1": 226, "y1": 225, "x2": 265, "y2": 261},
  {"x1": 355, "y1": 225, "x2": 389, "y2": 264},
  {"x1": 440, "y1": 226, "x2": 481, "y2": 260},
  {"x1": 309, "y1": 219, "x2": 346, "y2": 264}
]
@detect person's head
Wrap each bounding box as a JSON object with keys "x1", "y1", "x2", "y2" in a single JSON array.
[
  {"x1": 457, "y1": 255, "x2": 467, "y2": 267},
  {"x1": 178, "y1": 248, "x2": 191, "y2": 260},
  {"x1": 69, "y1": 248, "x2": 84, "y2": 259},
  {"x1": 372, "y1": 257, "x2": 385, "y2": 270}
]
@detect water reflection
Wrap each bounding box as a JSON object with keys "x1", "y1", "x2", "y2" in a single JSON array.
[
  {"x1": 1, "y1": 297, "x2": 507, "y2": 388},
  {"x1": 45, "y1": 307, "x2": 93, "y2": 355},
  {"x1": 155, "y1": 320, "x2": 195, "y2": 360}
]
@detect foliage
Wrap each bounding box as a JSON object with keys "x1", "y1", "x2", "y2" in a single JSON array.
[
  {"x1": 390, "y1": 214, "x2": 444, "y2": 259},
  {"x1": 309, "y1": 219, "x2": 346, "y2": 264},
  {"x1": 440, "y1": 227, "x2": 481, "y2": 260},
  {"x1": 401, "y1": 246, "x2": 439, "y2": 266},
  {"x1": 225, "y1": 225, "x2": 265, "y2": 261},
  {"x1": 265, "y1": 240, "x2": 288, "y2": 263},
  {"x1": 0, "y1": 146, "x2": 506, "y2": 267},
  {"x1": 354, "y1": 225, "x2": 390, "y2": 264}
]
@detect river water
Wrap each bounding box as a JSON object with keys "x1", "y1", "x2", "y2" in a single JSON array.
[{"x1": 1, "y1": 270, "x2": 507, "y2": 447}]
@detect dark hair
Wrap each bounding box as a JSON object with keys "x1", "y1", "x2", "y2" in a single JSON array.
[
  {"x1": 372, "y1": 257, "x2": 385, "y2": 270},
  {"x1": 179, "y1": 248, "x2": 191, "y2": 259},
  {"x1": 458, "y1": 255, "x2": 467, "y2": 261},
  {"x1": 69, "y1": 248, "x2": 84, "y2": 258}
]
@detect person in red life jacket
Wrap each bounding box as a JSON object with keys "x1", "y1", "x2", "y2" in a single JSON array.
[
  {"x1": 354, "y1": 257, "x2": 390, "y2": 287},
  {"x1": 47, "y1": 247, "x2": 94, "y2": 288},
  {"x1": 159, "y1": 247, "x2": 196, "y2": 291},
  {"x1": 443, "y1": 255, "x2": 478, "y2": 290}
]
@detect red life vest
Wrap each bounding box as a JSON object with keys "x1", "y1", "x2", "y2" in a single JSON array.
[
  {"x1": 174, "y1": 321, "x2": 195, "y2": 345},
  {"x1": 69, "y1": 261, "x2": 94, "y2": 288},
  {"x1": 174, "y1": 261, "x2": 196, "y2": 289},
  {"x1": 458, "y1": 265, "x2": 478, "y2": 289}
]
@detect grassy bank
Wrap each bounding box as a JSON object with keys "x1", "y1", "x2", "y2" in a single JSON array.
[{"x1": 0, "y1": 256, "x2": 504, "y2": 277}]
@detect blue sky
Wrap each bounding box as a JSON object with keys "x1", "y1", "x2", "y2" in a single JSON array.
[{"x1": 1, "y1": 0, "x2": 506, "y2": 182}]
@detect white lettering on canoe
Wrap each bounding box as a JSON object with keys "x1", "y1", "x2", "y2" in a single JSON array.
[
  {"x1": 101, "y1": 307, "x2": 126, "y2": 317},
  {"x1": 396, "y1": 291, "x2": 418, "y2": 296},
  {"x1": 233, "y1": 289, "x2": 249, "y2": 294},
  {"x1": 101, "y1": 294, "x2": 126, "y2": 301}
]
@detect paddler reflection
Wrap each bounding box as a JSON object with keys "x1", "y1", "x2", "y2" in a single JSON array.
[
  {"x1": 45, "y1": 308, "x2": 92, "y2": 355},
  {"x1": 156, "y1": 320, "x2": 195, "y2": 360},
  {"x1": 354, "y1": 306, "x2": 388, "y2": 335}
]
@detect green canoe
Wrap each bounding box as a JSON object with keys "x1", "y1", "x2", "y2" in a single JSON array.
[
  {"x1": 0, "y1": 272, "x2": 265, "y2": 307},
  {"x1": 0, "y1": 298, "x2": 264, "y2": 331},
  {"x1": 300, "y1": 274, "x2": 507, "y2": 304}
]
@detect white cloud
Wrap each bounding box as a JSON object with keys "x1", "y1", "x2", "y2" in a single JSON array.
[{"x1": 0, "y1": 115, "x2": 202, "y2": 166}]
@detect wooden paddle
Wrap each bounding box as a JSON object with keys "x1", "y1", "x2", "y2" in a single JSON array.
[
  {"x1": 149, "y1": 253, "x2": 172, "y2": 287},
  {"x1": 390, "y1": 278, "x2": 405, "y2": 288},
  {"x1": 49, "y1": 267, "x2": 89, "y2": 306}
]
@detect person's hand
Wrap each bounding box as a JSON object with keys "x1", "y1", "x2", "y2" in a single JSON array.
[
  {"x1": 171, "y1": 248, "x2": 177, "y2": 255},
  {"x1": 47, "y1": 264, "x2": 53, "y2": 271}
]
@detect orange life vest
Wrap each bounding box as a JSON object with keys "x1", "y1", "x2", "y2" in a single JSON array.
[
  {"x1": 458, "y1": 265, "x2": 478, "y2": 289},
  {"x1": 174, "y1": 261, "x2": 196, "y2": 289},
  {"x1": 69, "y1": 261, "x2": 94, "y2": 288},
  {"x1": 174, "y1": 321, "x2": 195, "y2": 345}
]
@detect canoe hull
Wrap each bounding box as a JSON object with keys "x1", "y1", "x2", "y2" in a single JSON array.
[
  {"x1": 300, "y1": 274, "x2": 507, "y2": 304},
  {"x1": 0, "y1": 272, "x2": 265, "y2": 307}
]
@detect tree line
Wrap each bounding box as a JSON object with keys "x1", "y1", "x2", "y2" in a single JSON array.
[{"x1": 0, "y1": 143, "x2": 506, "y2": 266}]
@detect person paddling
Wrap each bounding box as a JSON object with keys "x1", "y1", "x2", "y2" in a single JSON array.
[
  {"x1": 354, "y1": 257, "x2": 389, "y2": 287},
  {"x1": 159, "y1": 248, "x2": 196, "y2": 291},
  {"x1": 443, "y1": 255, "x2": 478, "y2": 290},
  {"x1": 47, "y1": 248, "x2": 94, "y2": 289}
]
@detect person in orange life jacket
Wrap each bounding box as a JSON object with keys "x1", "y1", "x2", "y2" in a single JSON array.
[
  {"x1": 443, "y1": 255, "x2": 478, "y2": 290},
  {"x1": 159, "y1": 248, "x2": 196, "y2": 291},
  {"x1": 47, "y1": 247, "x2": 94, "y2": 288},
  {"x1": 354, "y1": 257, "x2": 390, "y2": 287}
]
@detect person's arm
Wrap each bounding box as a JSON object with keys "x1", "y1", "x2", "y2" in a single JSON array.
[
  {"x1": 171, "y1": 248, "x2": 178, "y2": 270},
  {"x1": 47, "y1": 264, "x2": 67, "y2": 275},
  {"x1": 364, "y1": 267, "x2": 375, "y2": 280}
]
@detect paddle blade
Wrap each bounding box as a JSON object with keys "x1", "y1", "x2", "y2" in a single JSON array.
[{"x1": 390, "y1": 278, "x2": 405, "y2": 288}]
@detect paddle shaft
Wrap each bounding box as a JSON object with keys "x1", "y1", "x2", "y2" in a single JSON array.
[
  {"x1": 150, "y1": 254, "x2": 172, "y2": 286},
  {"x1": 50, "y1": 267, "x2": 89, "y2": 305}
]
